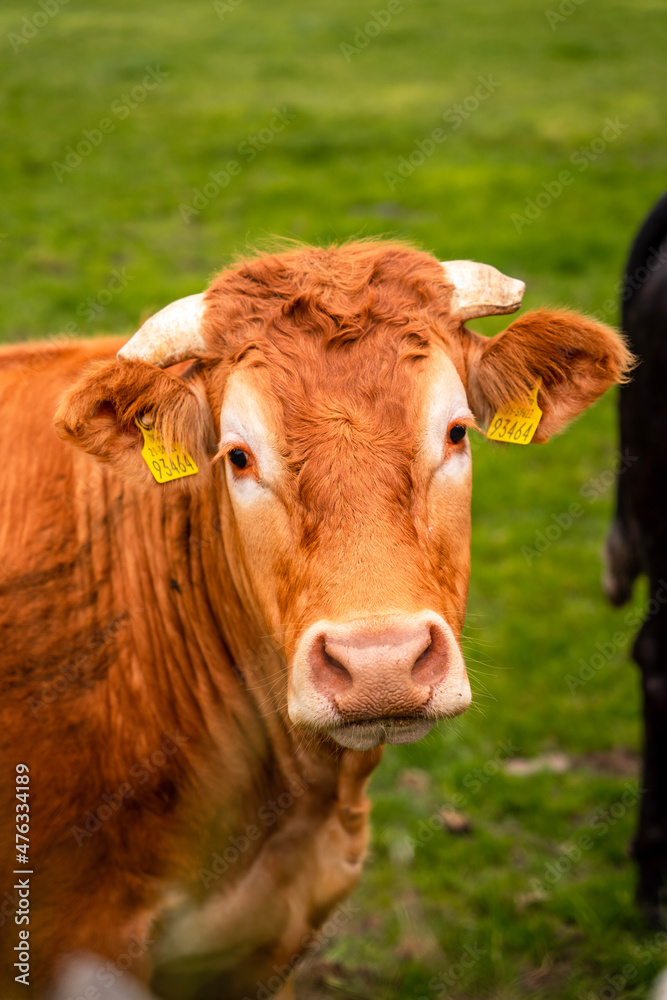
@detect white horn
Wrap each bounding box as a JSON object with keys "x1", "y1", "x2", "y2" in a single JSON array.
[
  {"x1": 117, "y1": 293, "x2": 208, "y2": 367},
  {"x1": 440, "y1": 260, "x2": 525, "y2": 321}
]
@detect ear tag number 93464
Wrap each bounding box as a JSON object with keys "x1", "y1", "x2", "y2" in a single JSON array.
[
  {"x1": 486, "y1": 379, "x2": 543, "y2": 445},
  {"x1": 135, "y1": 415, "x2": 198, "y2": 483}
]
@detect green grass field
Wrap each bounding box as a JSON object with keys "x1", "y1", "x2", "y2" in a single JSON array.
[{"x1": 2, "y1": 0, "x2": 666, "y2": 996}]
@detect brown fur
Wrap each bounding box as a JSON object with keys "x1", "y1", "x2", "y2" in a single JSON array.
[{"x1": 0, "y1": 241, "x2": 631, "y2": 998}]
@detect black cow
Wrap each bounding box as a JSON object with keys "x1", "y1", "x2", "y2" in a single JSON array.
[{"x1": 604, "y1": 191, "x2": 667, "y2": 916}]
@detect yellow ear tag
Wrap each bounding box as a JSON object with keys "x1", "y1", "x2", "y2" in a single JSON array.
[
  {"x1": 135, "y1": 415, "x2": 198, "y2": 483},
  {"x1": 486, "y1": 379, "x2": 542, "y2": 445}
]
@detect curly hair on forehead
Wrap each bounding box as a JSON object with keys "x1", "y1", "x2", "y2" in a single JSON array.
[
  {"x1": 197, "y1": 243, "x2": 468, "y2": 531},
  {"x1": 201, "y1": 239, "x2": 463, "y2": 362}
]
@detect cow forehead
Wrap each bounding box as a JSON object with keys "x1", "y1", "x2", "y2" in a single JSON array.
[{"x1": 219, "y1": 345, "x2": 470, "y2": 466}]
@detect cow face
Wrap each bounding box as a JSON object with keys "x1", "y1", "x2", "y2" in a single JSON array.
[
  {"x1": 56, "y1": 243, "x2": 632, "y2": 749},
  {"x1": 214, "y1": 334, "x2": 475, "y2": 749}
]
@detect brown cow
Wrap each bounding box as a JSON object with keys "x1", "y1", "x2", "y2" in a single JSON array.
[{"x1": 0, "y1": 241, "x2": 630, "y2": 999}]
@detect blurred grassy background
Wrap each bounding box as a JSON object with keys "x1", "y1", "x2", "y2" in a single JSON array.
[{"x1": 1, "y1": 0, "x2": 666, "y2": 996}]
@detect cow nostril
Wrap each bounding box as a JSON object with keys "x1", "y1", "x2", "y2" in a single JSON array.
[
  {"x1": 411, "y1": 634, "x2": 446, "y2": 687},
  {"x1": 415, "y1": 639, "x2": 432, "y2": 661},
  {"x1": 411, "y1": 640, "x2": 433, "y2": 681},
  {"x1": 311, "y1": 640, "x2": 354, "y2": 697},
  {"x1": 323, "y1": 650, "x2": 353, "y2": 685}
]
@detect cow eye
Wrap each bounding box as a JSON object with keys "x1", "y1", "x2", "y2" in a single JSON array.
[
  {"x1": 228, "y1": 448, "x2": 250, "y2": 469},
  {"x1": 448, "y1": 424, "x2": 467, "y2": 445}
]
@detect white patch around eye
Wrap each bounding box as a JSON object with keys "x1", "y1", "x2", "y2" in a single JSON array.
[
  {"x1": 219, "y1": 371, "x2": 284, "y2": 502},
  {"x1": 420, "y1": 354, "x2": 473, "y2": 478}
]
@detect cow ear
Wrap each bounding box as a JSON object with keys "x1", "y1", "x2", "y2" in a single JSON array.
[
  {"x1": 54, "y1": 358, "x2": 215, "y2": 489},
  {"x1": 461, "y1": 308, "x2": 634, "y2": 443}
]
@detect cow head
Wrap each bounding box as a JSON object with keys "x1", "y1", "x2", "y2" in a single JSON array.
[{"x1": 56, "y1": 242, "x2": 631, "y2": 749}]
